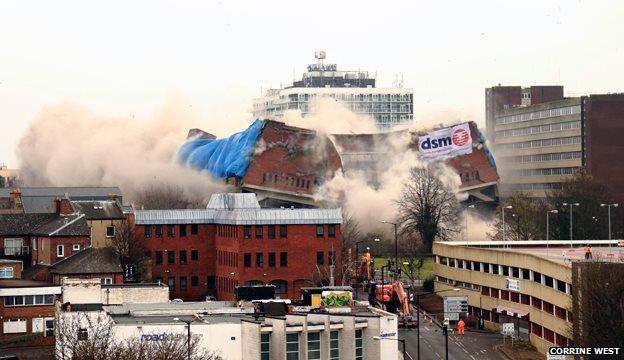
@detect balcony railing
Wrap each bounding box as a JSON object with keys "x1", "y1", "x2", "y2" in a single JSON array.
[{"x1": 3, "y1": 246, "x2": 30, "y2": 256}]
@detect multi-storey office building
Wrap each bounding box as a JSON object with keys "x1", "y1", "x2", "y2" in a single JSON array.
[
  {"x1": 486, "y1": 86, "x2": 624, "y2": 200},
  {"x1": 433, "y1": 239, "x2": 623, "y2": 356},
  {"x1": 252, "y1": 52, "x2": 413, "y2": 129},
  {"x1": 134, "y1": 193, "x2": 342, "y2": 301}
]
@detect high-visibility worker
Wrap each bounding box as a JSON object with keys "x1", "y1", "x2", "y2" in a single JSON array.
[{"x1": 457, "y1": 319, "x2": 465, "y2": 335}]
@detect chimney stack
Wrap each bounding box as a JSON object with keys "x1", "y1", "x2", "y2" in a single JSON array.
[{"x1": 55, "y1": 193, "x2": 74, "y2": 216}]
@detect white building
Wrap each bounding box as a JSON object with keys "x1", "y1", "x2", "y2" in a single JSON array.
[
  {"x1": 56, "y1": 300, "x2": 399, "y2": 360},
  {"x1": 252, "y1": 51, "x2": 413, "y2": 130}
]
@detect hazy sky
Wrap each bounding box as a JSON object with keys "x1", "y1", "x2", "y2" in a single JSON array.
[{"x1": 1, "y1": 0, "x2": 623, "y2": 166}]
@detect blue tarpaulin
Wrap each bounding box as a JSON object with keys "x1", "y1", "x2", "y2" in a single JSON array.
[{"x1": 177, "y1": 119, "x2": 265, "y2": 178}]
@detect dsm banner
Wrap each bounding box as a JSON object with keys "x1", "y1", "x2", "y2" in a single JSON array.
[{"x1": 418, "y1": 123, "x2": 473, "y2": 158}]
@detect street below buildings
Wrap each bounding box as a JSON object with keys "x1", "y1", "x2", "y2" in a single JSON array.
[{"x1": 397, "y1": 315, "x2": 505, "y2": 360}]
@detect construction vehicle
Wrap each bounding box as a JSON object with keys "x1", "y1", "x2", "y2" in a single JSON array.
[{"x1": 368, "y1": 280, "x2": 416, "y2": 328}]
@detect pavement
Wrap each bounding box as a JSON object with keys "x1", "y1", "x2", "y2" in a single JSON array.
[{"x1": 397, "y1": 315, "x2": 506, "y2": 360}]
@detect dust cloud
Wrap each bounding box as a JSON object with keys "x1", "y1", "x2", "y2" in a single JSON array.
[{"x1": 16, "y1": 98, "x2": 230, "y2": 207}]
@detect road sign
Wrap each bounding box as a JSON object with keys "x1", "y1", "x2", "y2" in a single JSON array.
[
  {"x1": 501, "y1": 323, "x2": 515, "y2": 336},
  {"x1": 444, "y1": 312, "x2": 459, "y2": 321},
  {"x1": 443, "y1": 296, "x2": 468, "y2": 313}
]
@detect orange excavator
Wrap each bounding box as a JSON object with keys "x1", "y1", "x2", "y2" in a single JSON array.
[{"x1": 368, "y1": 278, "x2": 416, "y2": 328}]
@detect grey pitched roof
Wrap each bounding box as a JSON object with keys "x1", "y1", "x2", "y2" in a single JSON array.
[
  {"x1": 71, "y1": 200, "x2": 125, "y2": 220},
  {"x1": 0, "y1": 187, "x2": 123, "y2": 213},
  {"x1": 0, "y1": 213, "x2": 90, "y2": 236},
  {"x1": 50, "y1": 247, "x2": 123, "y2": 275}
]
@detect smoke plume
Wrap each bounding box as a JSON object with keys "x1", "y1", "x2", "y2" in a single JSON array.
[{"x1": 16, "y1": 99, "x2": 229, "y2": 207}]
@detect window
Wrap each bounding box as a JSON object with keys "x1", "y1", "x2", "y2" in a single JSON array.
[
  {"x1": 556, "y1": 280, "x2": 567, "y2": 293},
  {"x1": 57, "y1": 245, "x2": 64, "y2": 257},
  {"x1": 191, "y1": 250, "x2": 198, "y2": 261},
  {"x1": 106, "y1": 226, "x2": 115, "y2": 238},
  {"x1": 355, "y1": 329, "x2": 363, "y2": 360},
  {"x1": 328, "y1": 224, "x2": 336, "y2": 237},
  {"x1": 155, "y1": 225, "x2": 163, "y2": 237},
  {"x1": 167, "y1": 225, "x2": 175, "y2": 237},
  {"x1": 545, "y1": 276, "x2": 554, "y2": 288},
  {"x1": 244, "y1": 225, "x2": 252, "y2": 238},
  {"x1": 179, "y1": 250, "x2": 187, "y2": 264},
  {"x1": 522, "y1": 269, "x2": 531, "y2": 280},
  {"x1": 190, "y1": 224, "x2": 198, "y2": 235},
  {"x1": 502, "y1": 266, "x2": 509, "y2": 276},
  {"x1": 180, "y1": 224, "x2": 187, "y2": 237},
  {"x1": 100, "y1": 278, "x2": 113, "y2": 285},
  {"x1": 167, "y1": 277, "x2": 175, "y2": 288},
  {"x1": 4, "y1": 295, "x2": 54, "y2": 307},
  {"x1": 286, "y1": 333, "x2": 299, "y2": 360},
  {"x1": 78, "y1": 328, "x2": 88, "y2": 340},
  {"x1": 316, "y1": 225, "x2": 324, "y2": 238},
  {"x1": 0, "y1": 267, "x2": 14, "y2": 279},
  {"x1": 280, "y1": 252, "x2": 288, "y2": 267},
  {"x1": 533, "y1": 271, "x2": 542, "y2": 284},
  {"x1": 191, "y1": 276, "x2": 199, "y2": 287},
  {"x1": 72, "y1": 244, "x2": 81, "y2": 251},
  {"x1": 308, "y1": 332, "x2": 321, "y2": 359},
  {"x1": 4, "y1": 238, "x2": 24, "y2": 256},
  {"x1": 155, "y1": 251, "x2": 163, "y2": 265},
  {"x1": 317, "y1": 252, "x2": 324, "y2": 265},
  {"x1": 512, "y1": 267, "x2": 519, "y2": 278},
  {"x1": 167, "y1": 251, "x2": 175, "y2": 264},
  {"x1": 280, "y1": 225, "x2": 287, "y2": 238},
  {"x1": 144, "y1": 226, "x2": 152, "y2": 237},
  {"x1": 261, "y1": 333, "x2": 270, "y2": 360},
  {"x1": 45, "y1": 318, "x2": 54, "y2": 337},
  {"x1": 256, "y1": 253, "x2": 264, "y2": 268},
  {"x1": 268, "y1": 252, "x2": 276, "y2": 267},
  {"x1": 330, "y1": 331, "x2": 339, "y2": 360},
  {"x1": 180, "y1": 277, "x2": 187, "y2": 289},
  {"x1": 3, "y1": 319, "x2": 27, "y2": 334},
  {"x1": 244, "y1": 253, "x2": 252, "y2": 267},
  {"x1": 256, "y1": 226, "x2": 263, "y2": 238},
  {"x1": 268, "y1": 225, "x2": 276, "y2": 239},
  {"x1": 492, "y1": 264, "x2": 499, "y2": 275}
]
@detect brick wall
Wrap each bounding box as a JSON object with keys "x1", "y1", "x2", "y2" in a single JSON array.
[
  {"x1": 0, "y1": 261, "x2": 22, "y2": 279},
  {"x1": 139, "y1": 223, "x2": 216, "y2": 301},
  {"x1": 31, "y1": 236, "x2": 90, "y2": 266},
  {"x1": 0, "y1": 296, "x2": 59, "y2": 347},
  {"x1": 135, "y1": 221, "x2": 342, "y2": 302}
]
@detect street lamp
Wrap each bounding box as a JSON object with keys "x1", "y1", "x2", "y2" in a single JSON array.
[
  {"x1": 373, "y1": 336, "x2": 406, "y2": 359},
  {"x1": 546, "y1": 210, "x2": 558, "y2": 257},
  {"x1": 600, "y1": 203, "x2": 619, "y2": 244},
  {"x1": 173, "y1": 317, "x2": 192, "y2": 360},
  {"x1": 511, "y1": 213, "x2": 520, "y2": 241},
  {"x1": 381, "y1": 221, "x2": 399, "y2": 280},
  {"x1": 414, "y1": 288, "x2": 460, "y2": 360},
  {"x1": 562, "y1": 202, "x2": 580, "y2": 245},
  {"x1": 502, "y1": 205, "x2": 512, "y2": 247}
]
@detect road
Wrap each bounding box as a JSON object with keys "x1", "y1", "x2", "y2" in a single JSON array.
[{"x1": 397, "y1": 316, "x2": 505, "y2": 360}]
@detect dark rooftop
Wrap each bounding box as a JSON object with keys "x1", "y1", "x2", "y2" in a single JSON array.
[
  {"x1": 0, "y1": 213, "x2": 90, "y2": 236},
  {"x1": 50, "y1": 247, "x2": 123, "y2": 275},
  {"x1": 0, "y1": 187, "x2": 123, "y2": 213},
  {"x1": 71, "y1": 200, "x2": 125, "y2": 220}
]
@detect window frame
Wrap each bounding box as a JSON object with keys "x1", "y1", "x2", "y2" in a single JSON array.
[
  {"x1": 106, "y1": 226, "x2": 115, "y2": 238},
  {"x1": 56, "y1": 245, "x2": 65, "y2": 258}
]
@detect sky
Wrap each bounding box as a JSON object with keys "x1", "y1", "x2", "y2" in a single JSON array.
[{"x1": 1, "y1": 0, "x2": 623, "y2": 166}]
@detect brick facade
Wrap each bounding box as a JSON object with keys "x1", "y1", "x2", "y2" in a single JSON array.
[{"x1": 137, "y1": 222, "x2": 341, "y2": 301}]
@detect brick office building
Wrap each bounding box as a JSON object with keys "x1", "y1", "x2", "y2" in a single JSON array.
[{"x1": 134, "y1": 193, "x2": 342, "y2": 301}]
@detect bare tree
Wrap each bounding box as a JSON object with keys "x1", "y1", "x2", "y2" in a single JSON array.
[
  {"x1": 134, "y1": 183, "x2": 206, "y2": 209},
  {"x1": 55, "y1": 311, "x2": 222, "y2": 360},
  {"x1": 399, "y1": 234, "x2": 427, "y2": 291},
  {"x1": 112, "y1": 221, "x2": 149, "y2": 282},
  {"x1": 397, "y1": 165, "x2": 460, "y2": 253},
  {"x1": 487, "y1": 192, "x2": 545, "y2": 241}
]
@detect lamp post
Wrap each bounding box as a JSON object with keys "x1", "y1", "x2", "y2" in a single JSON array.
[
  {"x1": 465, "y1": 204, "x2": 475, "y2": 241},
  {"x1": 373, "y1": 336, "x2": 406, "y2": 359},
  {"x1": 502, "y1": 205, "x2": 513, "y2": 247},
  {"x1": 600, "y1": 203, "x2": 619, "y2": 244},
  {"x1": 415, "y1": 288, "x2": 460, "y2": 360},
  {"x1": 511, "y1": 213, "x2": 520, "y2": 241},
  {"x1": 562, "y1": 202, "x2": 579, "y2": 246},
  {"x1": 381, "y1": 221, "x2": 399, "y2": 280},
  {"x1": 173, "y1": 317, "x2": 192, "y2": 360},
  {"x1": 546, "y1": 210, "x2": 558, "y2": 257}
]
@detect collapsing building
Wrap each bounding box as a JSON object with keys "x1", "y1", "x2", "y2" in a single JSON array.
[
  {"x1": 178, "y1": 119, "x2": 343, "y2": 208},
  {"x1": 178, "y1": 119, "x2": 499, "y2": 207},
  {"x1": 332, "y1": 121, "x2": 499, "y2": 204}
]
